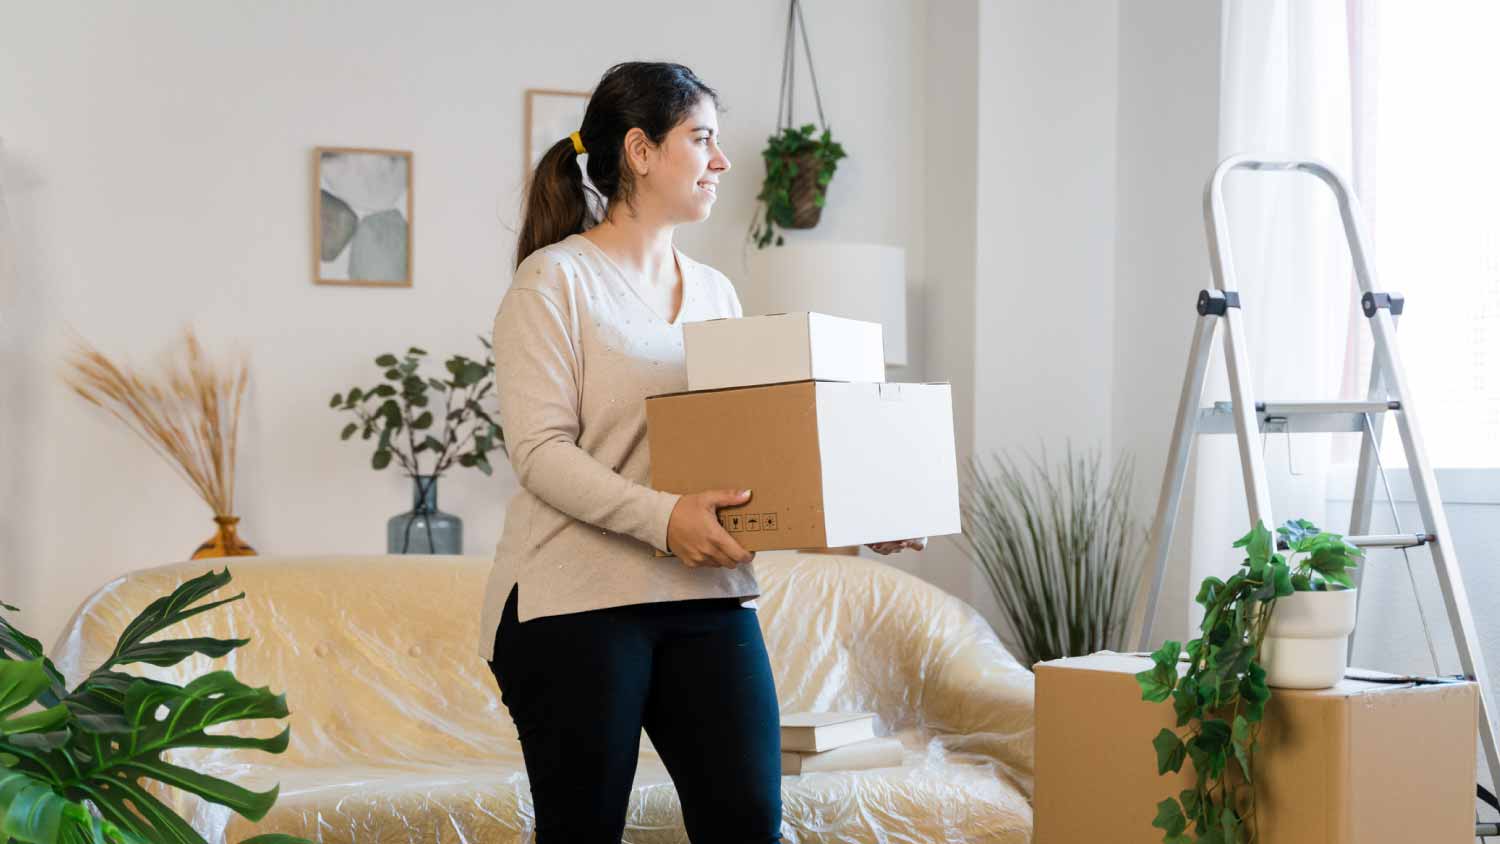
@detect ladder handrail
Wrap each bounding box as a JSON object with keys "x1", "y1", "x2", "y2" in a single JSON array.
[{"x1": 1205, "y1": 155, "x2": 1382, "y2": 299}]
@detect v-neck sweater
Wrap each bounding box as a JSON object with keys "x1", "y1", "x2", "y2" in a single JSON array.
[{"x1": 475, "y1": 232, "x2": 760, "y2": 662}]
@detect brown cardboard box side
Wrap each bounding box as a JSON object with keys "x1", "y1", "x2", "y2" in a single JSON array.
[
  {"x1": 646, "y1": 381, "x2": 828, "y2": 553},
  {"x1": 1034, "y1": 653, "x2": 1476, "y2": 843}
]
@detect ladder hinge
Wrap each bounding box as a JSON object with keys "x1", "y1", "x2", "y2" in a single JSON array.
[
  {"x1": 1361, "y1": 291, "x2": 1406, "y2": 317},
  {"x1": 1197, "y1": 289, "x2": 1241, "y2": 316}
]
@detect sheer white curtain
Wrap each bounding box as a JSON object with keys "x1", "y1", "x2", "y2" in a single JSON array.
[{"x1": 1185, "y1": 0, "x2": 1366, "y2": 626}]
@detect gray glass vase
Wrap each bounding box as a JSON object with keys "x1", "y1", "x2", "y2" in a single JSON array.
[{"x1": 387, "y1": 474, "x2": 462, "y2": 554}]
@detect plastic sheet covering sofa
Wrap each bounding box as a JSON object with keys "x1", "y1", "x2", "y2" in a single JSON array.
[{"x1": 50, "y1": 550, "x2": 1035, "y2": 843}]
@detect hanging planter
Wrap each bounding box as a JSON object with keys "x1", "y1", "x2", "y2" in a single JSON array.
[{"x1": 751, "y1": 0, "x2": 848, "y2": 249}]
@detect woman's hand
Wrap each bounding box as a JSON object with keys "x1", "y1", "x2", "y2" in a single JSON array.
[
  {"x1": 867, "y1": 537, "x2": 928, "y2": 555},
  {"x1": 666, "y1": 488, "x2": 757, "y2": 569}
]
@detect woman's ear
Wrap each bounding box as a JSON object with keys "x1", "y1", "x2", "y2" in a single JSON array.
[{"x1": 623, "y1": 127, "x2": 652, "y2": 178}]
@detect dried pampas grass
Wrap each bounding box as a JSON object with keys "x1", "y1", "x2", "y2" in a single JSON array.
[{"x1": 61, "y1": 325, "x2": 250, "y2": 517}]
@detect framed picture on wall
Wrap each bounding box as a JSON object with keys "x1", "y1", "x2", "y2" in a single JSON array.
[
  {"x1": 314, "y1": 146, "x2": 413, "y2": 287},
  {"x1": 525, "y1": 89, "x2": 590, "y2": 177}
]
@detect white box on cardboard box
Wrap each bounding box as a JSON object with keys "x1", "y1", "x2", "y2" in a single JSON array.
[
  {"x1": 646, "y1": 380, "x2": 960, "y2": 551},
  {"x1": 683, "y1": 312, "x2": 885, "y2": 392}
]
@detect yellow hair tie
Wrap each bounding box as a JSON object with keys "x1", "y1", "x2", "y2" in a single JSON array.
[{"x1": 569, "y1": 131, "x2": 586, "y2": 155}]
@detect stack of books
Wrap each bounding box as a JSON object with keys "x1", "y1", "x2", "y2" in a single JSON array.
[{"x1": 780, "y1": 711, "x2": 905, "y2": 775}]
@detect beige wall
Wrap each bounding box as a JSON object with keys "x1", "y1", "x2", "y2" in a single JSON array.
[
  {"x1": 0, "y1": 0, "x2": 929, "y2": 649},
  {"x1": 3, "y1": 0, "x2": 1252, "y2": 660}
]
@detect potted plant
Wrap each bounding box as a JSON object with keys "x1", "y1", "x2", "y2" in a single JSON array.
[
  {"x1": 0, "y1": 569, "x2": 313, "y2": 844},
  {"x1": 330, "y1": 336, "x2": 505, "y2": 554},
  {"x1": 958, "y1": 444, "x2": 1143, "y2": 665},
  {"x1": 1259, "y1": 520, "x2": 1362, "y2": 689},
  {"x1": 751, "y1": 123, "x2": 848, "y2": 248},
  {"x1": 750, "y1": 0, "x2": 847, "y2": 248},
  {"x1": 1134, "y1": 518, "x2": 1362, "y2": 842},
  {"x1": 62, "y1": 326, "x2": 256, "y2": 560}
]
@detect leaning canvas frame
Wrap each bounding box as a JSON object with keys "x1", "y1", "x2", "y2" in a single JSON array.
[
  {"x1": 524, "y1": 89, "x2": 590, "y2": 178},
  {"x1": 313, "y1": 146, "x2": 414, "y2": 288}
]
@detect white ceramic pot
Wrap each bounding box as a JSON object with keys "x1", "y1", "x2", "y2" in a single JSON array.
[{"x1": 1260, "y1": 588, "x2": 1358, "y2": 689}]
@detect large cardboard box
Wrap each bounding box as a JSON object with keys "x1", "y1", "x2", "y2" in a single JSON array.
[
  {"x1": 1034, "y1": 652, "x2": 1477, "y2": 843},
  {"x1": 645, "y1": 380, "x2": 960, "y2": 552},
  {"x1": 683, "y1": 312, "x2": 885, "y2": 392}
]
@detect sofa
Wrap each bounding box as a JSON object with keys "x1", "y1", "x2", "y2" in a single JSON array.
[{"x1": 51, "y1": 550, "x2": 1035, "y2": 843}]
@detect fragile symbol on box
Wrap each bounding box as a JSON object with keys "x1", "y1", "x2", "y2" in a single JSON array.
[{"x1": 720, "y1": 513, "x2": 778, "y2": 533}]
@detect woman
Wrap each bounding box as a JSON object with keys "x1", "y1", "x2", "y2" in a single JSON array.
[{"x1": 477, "y1": 61, "x2": 925, "y2": 843}]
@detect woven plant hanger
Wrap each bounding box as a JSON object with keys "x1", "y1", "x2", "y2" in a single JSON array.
[{"x1": 776, "y1": 0, "x2": 830, "y2": 228}]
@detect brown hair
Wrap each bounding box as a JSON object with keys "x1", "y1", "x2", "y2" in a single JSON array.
[{"x1": 515, "y1": 62, "x2": 720, "y2": 268}]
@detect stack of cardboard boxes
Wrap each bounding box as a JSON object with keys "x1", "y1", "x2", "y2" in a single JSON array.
[
  {"x1": 645, "y1": 312, "x2": 961, "y2": 552},
  {"x1": 1033, "y1": 652, "x2": 1479, "y2": 842}
]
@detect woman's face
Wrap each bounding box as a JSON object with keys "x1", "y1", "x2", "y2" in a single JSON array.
[{"x1": 637, "y1": 95, "x2": 731, "y2": 224}]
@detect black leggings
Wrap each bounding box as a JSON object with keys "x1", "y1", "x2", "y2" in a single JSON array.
[{"x1": 487, "y1": 584, "x2": 784, "y2": 843}]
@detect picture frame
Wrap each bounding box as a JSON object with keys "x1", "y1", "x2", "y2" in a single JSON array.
[
  {"x1": 313, "y1": 146, "x2": 413, "y2": 287},
  {"x1": 524, "y1": 89, "x2": 590, "y2": 177}
]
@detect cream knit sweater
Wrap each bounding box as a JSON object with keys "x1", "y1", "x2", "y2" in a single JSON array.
[{"x1": 476, "y1": 233, "x2": 760, "y2": 662}]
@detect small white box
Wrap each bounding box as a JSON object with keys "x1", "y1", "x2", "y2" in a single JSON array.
[{"x1": 683, "y1": 312, "x2": 884, "y2": 392}]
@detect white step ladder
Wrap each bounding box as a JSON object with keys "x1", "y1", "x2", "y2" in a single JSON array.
[{"x1": 1135, "y1": 155, "x2": 1500, "y2": 829}]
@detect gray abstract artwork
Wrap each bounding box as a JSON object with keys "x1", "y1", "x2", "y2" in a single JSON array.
[{"x1": 317, "y1": 149, "x2": 410, "y2": 284}]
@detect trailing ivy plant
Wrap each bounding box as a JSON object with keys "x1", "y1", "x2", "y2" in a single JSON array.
[
  {"x1": 750, "y1": 123, "x2": 848, "y2": 248},
  {"x1": 0, "y1": 569, "x2": 313, "y2": 844},
  {"x1": 1134, "y1": 518, "x2": 1363, "y2": 843}
]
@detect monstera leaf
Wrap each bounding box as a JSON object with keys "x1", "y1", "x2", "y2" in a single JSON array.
[
  {"x1": 0, "y1": 769, "x2": 155, "y2": 844},
  {"x1": 0, "y1": 569, "x2": 315, "y2": 844},
  {"x1": 0, "y1": 601, "x2": 69, "y2": 710}
]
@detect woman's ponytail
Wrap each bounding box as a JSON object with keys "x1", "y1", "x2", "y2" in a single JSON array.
[{"x1": 515, "y1": 138, "x2": 594, "y2": 269}]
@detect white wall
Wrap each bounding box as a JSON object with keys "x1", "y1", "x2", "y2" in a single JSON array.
[
  {"x1": 970, "y1": 0, "x2": 1124, "y2": 633},
  {"x1": 1111, "y1": 0, "x2": 1223, "y2": 644},
  {"x1": 924, "y1": 0, "x2": 1226, "y2": 650},
  {"x1": 0, "y1": 0, "x2": 929, "y2": 651},
  {"x1": 908, "y1": 0, "x2": 981, "y2": 611},
  {"x1": 974, "y1": 0, "x2": 1120, "y2": 457},
  {"x1": 914, "y1": 0, "x2": 1123, "y2": 638}
]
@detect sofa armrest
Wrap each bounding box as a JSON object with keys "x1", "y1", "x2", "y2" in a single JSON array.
[{"x1": 917, "y1": 608, "x2": 1036, "y2": 796}]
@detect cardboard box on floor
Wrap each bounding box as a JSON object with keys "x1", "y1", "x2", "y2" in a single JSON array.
[
  {"x1": 683, "y1": 312, "x2": 885, "y2": 392},
  {"x1": 1033, "y1": 652, "x2": 1478, "y2": 843},
  {"x1": 645, "y1": 380, "x2": 960, "y2": 552}
]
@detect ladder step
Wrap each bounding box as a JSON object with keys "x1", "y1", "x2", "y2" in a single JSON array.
[
  {"x1": 1277, "y1": 533, "x2": 1434, "y2": 551},
  {"x1": 1345, "y1": 533, "x2": 1435, "y2": 549},
  {"x1": 1197, "y1": 400, "x2": 1400, "y2": 434},
  {"x1": 1254, "y1": 400, "x2": 1400, "y2": 415}
]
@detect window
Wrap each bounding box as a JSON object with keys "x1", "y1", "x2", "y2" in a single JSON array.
[{"x1": 1366, "y1": 0, "x2": 1500, "y2": 470}]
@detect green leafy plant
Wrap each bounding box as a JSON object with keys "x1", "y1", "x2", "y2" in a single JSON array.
[
  {"x1": 0, "y1": 569, "x2": 312, "y2": 844},
  {"x1": 1134, "y1": 519, "x2": 1363, "y2": 843},
  {"x1": 750, "y1": 123, "x2": 847, "y2": 248},
  {"x1": 330, "y1": 336, "x2": 505, "y2": 477},
  {"x1": 958, "y1": 444, "x2": 1143, "y2": 666}
]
